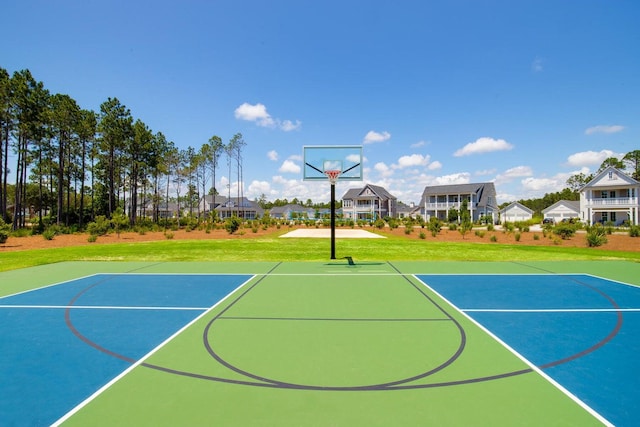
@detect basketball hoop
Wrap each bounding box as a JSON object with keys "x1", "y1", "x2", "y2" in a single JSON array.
[{"x1": 324, "y1": 169, "x2": 341, "y2": 185}]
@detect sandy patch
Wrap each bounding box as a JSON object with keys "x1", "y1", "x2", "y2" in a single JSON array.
[{"x1": 280, "y1": 229, "x2": 385, "y2": 238}]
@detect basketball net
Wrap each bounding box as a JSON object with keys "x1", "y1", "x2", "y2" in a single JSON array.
[{"x1": 324, "y1": 169, "x2": 341, "y2": 185}]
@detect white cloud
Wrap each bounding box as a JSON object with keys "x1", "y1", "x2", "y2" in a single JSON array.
[
  {"x1": 395, "y1": 154, "x2": 430, "y2": 169},
  {"x1": 494, "y1": 166, "x2": 533, "y2": 185},
  {"x1": 454, "y1": 137, "x2": 514, "y2": 157},
  {"x1": 475, "y1": 168, "x2": 497, "y2": 176},
  {"x1": 279, "y1": 160, "x2": 301, "y2": 173},
  {"x1": 411, "y1": 140, "x2": 428, "y2": 148},
  {"x1": 434, "y1": 172, "x2": 471, "y2": 185},
  {"x1": 280, "y1": 119, "x2": 302, "y2": 131},
  {"x1": 585, "y1": 125, "x2": 625, "y2": 135},
  {"x1": 234, "y1": 102, "x2": 275, "y2": 127},
  {"x1": 566, "y1": 149, "x2": 623, "y2": 167},
  {"x1": 363, "y1": 130, "x2": 391, "y2": 144},
  {"x1": 520, "y1": 177, "x2": 563, "y2": 192},
  {"x1": 427, "y1": 161, "x2": 442, "y2": 171},
  {"x1": 267, "y1": 150, "x2": 278, "y2": 161},
  {"x1": 374, "y1": 162, "x2": 393, "y2": 177},
  {"x1": 246, "y1": 180, "x2": 273, "y2": 199},
  {"x1": 234, "y1": 102, "x2": 301, "y2": 131}
]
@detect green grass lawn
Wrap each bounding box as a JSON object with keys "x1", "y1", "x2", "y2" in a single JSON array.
[{"x1": 1, "y1": 231, "x2": 639, "y2": 273}]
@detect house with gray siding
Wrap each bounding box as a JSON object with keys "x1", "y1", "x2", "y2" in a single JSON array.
[
  {"x1": 341, "y1": 184, "x2": 397, "y2": 221},
  {"x1": 419, "y1": 182, "x2": 498, "y2": 223}
]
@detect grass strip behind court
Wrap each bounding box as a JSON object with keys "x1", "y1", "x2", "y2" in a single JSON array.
[{"x1": 2, "y1": 234, "x2": 639, "y2": 273}]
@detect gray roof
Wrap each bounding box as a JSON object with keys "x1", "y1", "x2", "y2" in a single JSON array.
[
  {"x1": 342, "y1": 184, "x2": 396, "y2": 201},
  {"x1": 420, "y1": 182, "x2": 498, "y2": 208},
  {"x1": 270, "y1": 204, "x2": 315, "y2": 215},
  {"x1": 542, "y1": 200, "x2": 580, "y2": 214},
  {"x1": 499, "y1": 201, "x2": 534, "y2": 214}
]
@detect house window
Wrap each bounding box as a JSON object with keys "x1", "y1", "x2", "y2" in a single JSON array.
[
  {"x1": 608, "y1": 171, "x2": 613, "y2": 179},
  {"x1": 611, "y1": 212, "x2": 617, "y2": 223},
  {"x1": 601, "y1": 212, "x2": 608, "y2": 222},
  {"x1": 601, "y1": 191, "x2": 608, "y2": 199}
]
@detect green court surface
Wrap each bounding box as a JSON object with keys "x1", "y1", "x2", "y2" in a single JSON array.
[{"x1": 2, "y1": 260, "x2": 639, "y2": 426}]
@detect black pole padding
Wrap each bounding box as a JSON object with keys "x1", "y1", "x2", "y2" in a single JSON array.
[{"x1": 330, "y1": 183, "x2": 336, "y2": 259}]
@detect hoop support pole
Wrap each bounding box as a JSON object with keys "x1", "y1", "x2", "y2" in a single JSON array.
[{"x1": 330, "y1": 182, "x2": 336, "y2": 259}]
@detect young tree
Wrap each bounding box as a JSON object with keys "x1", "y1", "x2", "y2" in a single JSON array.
[{"x1": 458, "y1": 199, "x2": 473, "y2": 239}]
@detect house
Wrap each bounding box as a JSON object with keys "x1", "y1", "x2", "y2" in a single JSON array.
[
  {"x1": 341, "y1": 184, "x2": 397, "y2": 221},
  {"x1": 500, "y1": 202, "x2": 534, "y2": 222},
  {"x1": 419, "y1": 182, "x2": 498, "y2": 223},
  {"x1": 200, "y1": 194, "x2": 227, "y2": 217},
  {"x1": 396, "y1": 202, "x2": 422, "y2": 219},
  {"x1": 270, "y1": 204, "x2": 316, "y2": 220},
  {"x1": 542, "y1": 200, "x2": 580, "y2": 223},
  {"x1": 579, "y1": 166, "x2": 639, "y2": 225},
  {"x1": 214, "y1": 197, "x2": 264, "y2": 220}
]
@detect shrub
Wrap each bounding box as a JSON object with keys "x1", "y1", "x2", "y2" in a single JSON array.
[
  {"x1": 514, "y1": 232, "x2": 521, "y2": 242},
  {"x1": 553, "y1": 223, "x2": 576, "y2": 240},
  {"x1": 448, "y1": 223, "x2": 457, "y2": 231},
  {"x1": 225, "y1": 216, "x2": 242, "y2": 234},
  {"x1": 428, "y1": 218, "x2": 442, "y2": 237},
  {"x1": 630, "y1": 225, "x2": 640, "y2": 237},
  {"x1": 490, "y1": 235, "x2": 497, "y2": 242},
  {"x1": 42, "y1": 228, "x2": 56, "y2": 240},
  {"x1": 87, "y1": 234, "x2": 98, "y2": 243},
  {"x1": 87, "y1": 215, "x2": 111, "y2": 236},
  {"x1": 164, "y1": 232, "x2": 174, "y2": 240},
  {"x1": 374, "y1": 218, "x2": 385, "y2": 229},
  {"x1": 586, "y1": 224, "x2": 608, "y2": 247},
  {"x1": 475, "y1": 230, "x2": 485, "y2": 238},
  {"x1": 0, "y1": 218, "x2": 10, "y2": 244},
  {"x1": 533, "y1": 234, "x2": 540, "y2": 241},
  {"x1": 419, "y1": 232, "x2": 426, "y2": 239},
  {"x1": 404, "y1": 227, "x2": 412, "y2": 235},
  {"x1": 487, "y1": 223, "x2": 495, "y2": 232}
]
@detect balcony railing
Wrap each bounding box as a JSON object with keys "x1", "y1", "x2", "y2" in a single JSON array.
[
  {"x1": 425, "y1": 202, "x2": 475, "y2": 210},
  {"x1": 586, "y1": 197, "x2": 637, "y2": 206}
]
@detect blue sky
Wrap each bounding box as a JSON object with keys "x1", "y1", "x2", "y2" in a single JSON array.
[{"x1": 3, "y1": 0, "x2": 639, "y2": 205}]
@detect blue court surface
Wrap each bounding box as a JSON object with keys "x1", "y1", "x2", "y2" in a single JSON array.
[
  {"x1": 417, "y1": 274, "x2": 640, "y2": 427},
  {"x1": 0, "y1": 274, "x2": 251, "y2": 426}
]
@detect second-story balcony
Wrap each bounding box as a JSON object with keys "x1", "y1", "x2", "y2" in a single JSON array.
[{"x1": 586, "y1": 197, "x2": 638, "y2": 206}]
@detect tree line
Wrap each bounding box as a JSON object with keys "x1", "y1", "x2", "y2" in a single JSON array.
[{"x1": 0, "y1": 67, "x2": 248, "y2": 231}]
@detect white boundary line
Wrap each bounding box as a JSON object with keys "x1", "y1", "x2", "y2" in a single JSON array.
[
  {"x1": 0, "y1": 273, "x2": 100, "y2": 301},
  {"x1": 0, "y1": 305, "x2": 210, "y2": 311},
  {"x1": 464, "y1": 308, "x2": 640, "y2": 313},
  {"x1": 51, "y1": 274, "x2": 256, "y2": 426},
  {"x1": 412, "y1": 274, "x2": 614, "y2": 427}
]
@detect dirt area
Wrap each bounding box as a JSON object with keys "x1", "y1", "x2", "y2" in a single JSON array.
[{"x1": 0, "y1": 225, "x2": 638, "y2": 252}]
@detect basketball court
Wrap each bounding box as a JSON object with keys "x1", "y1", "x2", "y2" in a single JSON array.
[{"x1": 2, "y1": 260, "x2": 639, "y2": 426}]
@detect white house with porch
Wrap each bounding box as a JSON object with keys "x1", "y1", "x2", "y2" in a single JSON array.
[
  {"x1": 579, "y1": 166, "x2": 639, "y2": 225},
  {"x1": 419, "y1": 182, "x2": 498, "y2": 223},
  {"x1": 341, "y1": 184, "x2": 397, "y2": 221}
]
